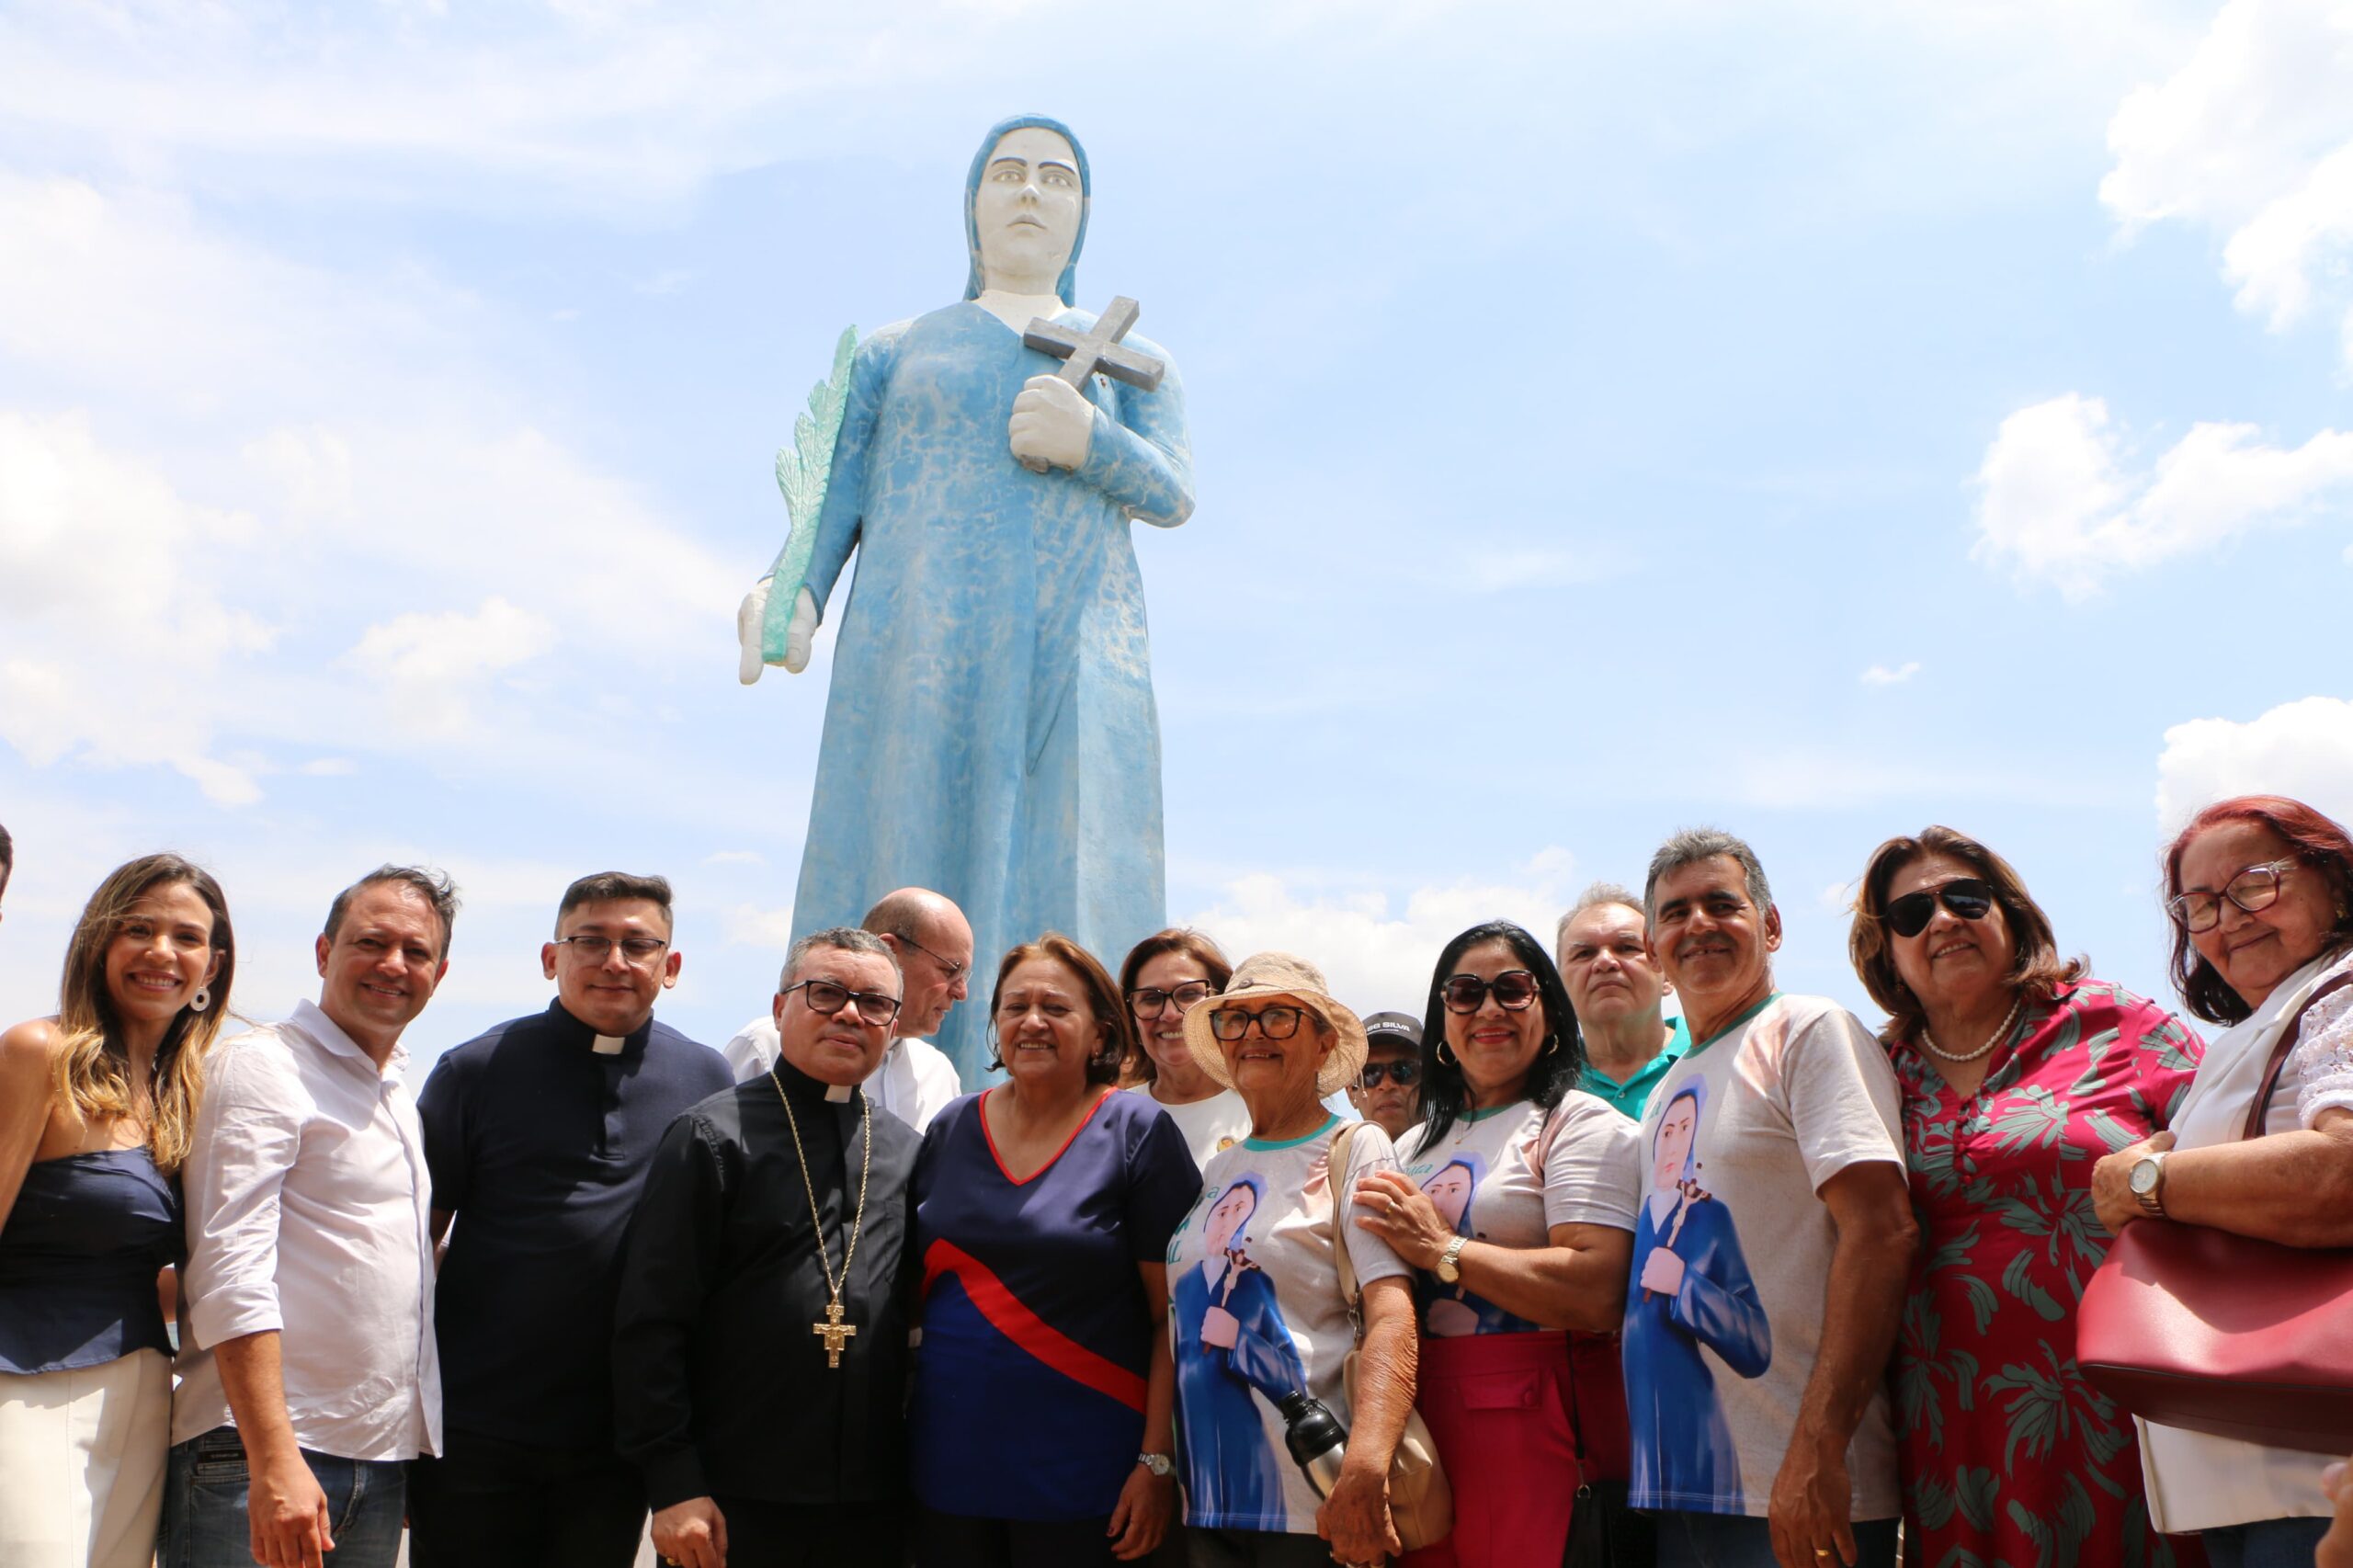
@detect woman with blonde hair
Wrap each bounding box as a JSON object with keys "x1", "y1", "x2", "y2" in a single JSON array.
[{"x1": 0, "y1": 854, "x2": 236, "y2": 1567}]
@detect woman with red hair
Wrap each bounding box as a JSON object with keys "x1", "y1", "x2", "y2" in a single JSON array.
[{"x1": 2092, "y1": 795, "x2": 2353, "y2": 1568}]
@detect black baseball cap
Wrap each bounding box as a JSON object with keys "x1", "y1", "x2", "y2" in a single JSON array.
[{"x1": 1361, "y1": 1010, "x2": 1422, "y2": 1050}]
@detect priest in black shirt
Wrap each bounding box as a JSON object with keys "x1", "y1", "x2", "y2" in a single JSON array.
[{"x1": 613, "y1": 926, "x2": 920, "y2": 1568}]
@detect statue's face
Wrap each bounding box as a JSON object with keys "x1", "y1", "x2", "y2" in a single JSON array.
[{"x1": 973, "y1": 126, "x2": 1082, "y2": 292}]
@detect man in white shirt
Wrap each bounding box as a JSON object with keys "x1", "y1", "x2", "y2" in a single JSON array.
[
  {"x1": 165, "y1": 866, "x2": 458, "y2": 1568},
  {"x1": 722, "y1": 887, "x2": 967, "y2": 1131}
]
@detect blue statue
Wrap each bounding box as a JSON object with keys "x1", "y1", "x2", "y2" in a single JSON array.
[{"x1": 738, "y1": 115, "x2": 1194, "y2": 1079}]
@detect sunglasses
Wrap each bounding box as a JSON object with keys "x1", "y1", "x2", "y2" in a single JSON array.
[
  {"x1": 1881, "y1": 878, "x2": 1995, "y2": 940},
  {"x1": 1358, "y1": 1060, "x2": 1421, "y2": 1089},
  {"x1": 1439, "y1": 970, "x2": 1540, "y2": 1015}
]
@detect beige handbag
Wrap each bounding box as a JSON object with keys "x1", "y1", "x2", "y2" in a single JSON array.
[{"x1": 1327, "y1": 1124, "x2": 1454, "y2": 1552}]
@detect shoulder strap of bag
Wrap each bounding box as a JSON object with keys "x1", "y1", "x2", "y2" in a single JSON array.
[
  {"x1": 1327, "y1": 1122, "x2": 1363, "y2": 1340},
  {"x1": 2241, "y1": 967, "x2": 2353, "y2": 1142}
]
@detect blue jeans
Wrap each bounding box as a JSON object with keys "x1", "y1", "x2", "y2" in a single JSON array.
[
  {"x1": 1656, "y1": 1511, "x2": 1897, "y2": 1568},
  {"x1": 2200, "y1": 1516, "x2": 2331, "y2": 1568},
  {"x1": 161, "y1": 1426, "x2": 407, "y2": 1568}
]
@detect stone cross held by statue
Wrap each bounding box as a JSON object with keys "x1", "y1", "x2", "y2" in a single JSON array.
[
  {"x1": 813, "y1": 1300, "x2": 857, "y2": 1369},
  {"x1": 1023, "y1": 296, "x2": 1165, "y2": 392}
]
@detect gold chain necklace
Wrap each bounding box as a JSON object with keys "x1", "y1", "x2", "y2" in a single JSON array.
[{"x1": 769, "y1": 1068, "x2": 871, "y2": 1369}]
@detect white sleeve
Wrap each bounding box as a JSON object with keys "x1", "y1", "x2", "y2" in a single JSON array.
[
  {"x1": 720, "y1": 1017, "x2": 779, "y2": 1083},
  {"x1": 2291, "y1": 971, "x2": 2353, "y2": 1129},
  {"x1": 1337, "y1": 1125, "x2": 1412, "y2": 1287},
  {"x1": 1541, "y1": 1094, "x2": 1642, "y2": 1233},
  {"x1": 182, "y1": 1035, "x2": 304, "y2": 1350}
]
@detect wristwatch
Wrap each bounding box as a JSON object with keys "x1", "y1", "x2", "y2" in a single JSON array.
[
  {"x1": 1436, "y1": 1235, "x2": 1469, "y2": 1284},
  {"x1": 1137, "y1": 1451, "x2": 1175, "y2": 1479},
  {"x1": 2129, "y1": 1151, "x2": 2170, "y2": 1220}
]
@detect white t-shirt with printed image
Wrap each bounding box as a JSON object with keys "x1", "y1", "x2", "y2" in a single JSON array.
[
  {"x1": 1165, "y1": 1114, "x2": 1410, "y2": 1535},
  {"x1": 1622, "y1": 992, "x2": 1904, "y2": 1521},
  {"x1": 1397, "y1": 1091, "x2": 1641, "y2": 1335}
]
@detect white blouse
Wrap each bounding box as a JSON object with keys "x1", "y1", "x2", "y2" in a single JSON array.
[{"x1": 2135, "y1": 946, "x2": 2353, "y2": 1533}]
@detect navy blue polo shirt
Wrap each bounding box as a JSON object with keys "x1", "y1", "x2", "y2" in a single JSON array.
[{"x1": 417, "y1": 999, "x2": 731, "y2": 1449}]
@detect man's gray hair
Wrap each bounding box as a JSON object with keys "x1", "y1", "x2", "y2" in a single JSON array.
[
  {"x1": 780, "y1": 926, "x2": 901, "y2": 991},
  {"x1": 1643, "y1": 828, "x2": 1773, "y2": 919},
  {"x1": 1555, "y1": 881, "x2": 1646, "y2": 949}
]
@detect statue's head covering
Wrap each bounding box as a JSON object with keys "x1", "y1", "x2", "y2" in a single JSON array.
[{"x1": 963, "y1": 114, "x2": 1091, "y2": 306}]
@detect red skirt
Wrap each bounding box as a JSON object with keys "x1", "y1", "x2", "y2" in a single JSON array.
[{"x1": 1399, "y1": 1330, "x2": 1629, "y2": 1568}]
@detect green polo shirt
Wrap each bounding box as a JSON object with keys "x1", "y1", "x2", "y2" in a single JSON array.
[{"x1": 1581, "y1": 1016, "x2": 1690, "y2": 1119}]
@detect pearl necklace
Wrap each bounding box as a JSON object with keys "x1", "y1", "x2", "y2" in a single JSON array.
[{"x1": 1917, "y1": 994, "x2": 2022, "y2": 1065}]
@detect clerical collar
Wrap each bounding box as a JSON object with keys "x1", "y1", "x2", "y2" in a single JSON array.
[
  {"x1": 771, "y1": 1053, "x2": 863, "y2": 1107},
  {"x1": 547, "y1": 999, "x2": 653, "y2": 1059}
]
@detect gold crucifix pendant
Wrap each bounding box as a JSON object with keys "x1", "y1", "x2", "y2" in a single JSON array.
[{"x1": 812, "y1": 1301, "x2": 857, "y2": 1369}]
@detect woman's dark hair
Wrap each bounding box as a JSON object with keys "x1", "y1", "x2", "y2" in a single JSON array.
[
  {"x1": 1116, "y1": 927, "x2": 1233, "y2": 1085},
  {"x1": 988, "y1": 932, "x2": 1131, "y2": 1086},
  {"x1": 2164, "y1": 795, "x2": 2353, "y2": 1025},
  {"x1": 1848, "y1": 825, "x2": 2086, "y2": 1045},
  {"x1": 1416, "y1": 920, "x2": 1586, "y2": 1147}
]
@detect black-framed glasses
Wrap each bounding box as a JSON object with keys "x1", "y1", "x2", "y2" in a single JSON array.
[
  {"x1": 1881, "y1": 878, "x2": 1995, "y2": 939},
  {"x1": 1439, "y1": 971, "x2": 1540, "y2": 1015},
  {"x1": 1129, "y1": 980, "x2": 1212, "y2": 1019},
  {"x1": 1358, "y1": 1060, "x2": 1421, "y2": 1089},
  {"x1": 553, "y1": 935, "x2": 670, "y2": 965},
  {"x1": 782, "y1": 979, "x2": 903, "y2": 1028},
  {"x1": 1209, "y1": 1005, "x2": 1305, "y2": 1041},
  {"x1": 2168, "y1": 859, "x2": 2298, "y2": 934},
  {"x1": 900, "y1": 934, "x2": 969, "y2": 983}
]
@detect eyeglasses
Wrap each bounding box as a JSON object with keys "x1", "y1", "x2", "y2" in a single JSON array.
[
  {"x1": 899, "y1": 935, "x2": 969, "y2": 983},
  {"x1": 1358, "y1": 1060, "x2": 1421, "y2": 1089},
  {"x1": 1881, "y1": 879, "x2": 1995, "y2": 940},
  {"x1": 782, "y1": 979, "x2": 903, "y2": 1028},
  {"x1": 1209, "y1": 1005, "x2": 1305, "y2": 1041},
  {"x1": 1129, "y1": 980, "x2": 1213, "y2": 1019},
  {"x1": 2167, "y1": 859, "x2": 2298, "y2": 934},
  {"x1": 1439, "y1": 971, "x2": 1540, "y2": 1015},
  {"x1": 553, "y1": 935, "x2": 670, "y2": 965}
]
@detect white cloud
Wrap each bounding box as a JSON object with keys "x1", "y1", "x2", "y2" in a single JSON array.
[
  {"x1": 2156, "y1": 695, "x2": 2353, "y2": 832},
  {"x1": 0, "y1": 410, "x2": 277, "y2": 802},
  {"x1": 724, "y1": 903, "x2": 796, "y2": 951},
  {"x1": 1447, "y1": 547, "x2": 1606, "y2": 595},
  {"x1": 1860, "y1": 662, "x2": 1920, "y2": 687},
  {"x1": 1179, "y1": 850, "x2": 1578, "y2": 1017},
  {"x1": 343, "y1": 597, "x2": 557, "y2": 744},
  {"x1": 1972, "y1": 393, "x2": 2353, "y2": 596},
  {"x1": 2102, "y1": 0, "x2": 2353, "y2": 362}
]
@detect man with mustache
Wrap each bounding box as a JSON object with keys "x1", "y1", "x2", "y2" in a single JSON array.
[{"x1": 1624, "y1": 830, "x2": 1916, "y2": 1568}]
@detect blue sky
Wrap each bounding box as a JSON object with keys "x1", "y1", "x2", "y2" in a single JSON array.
[{"x1": 5, "y1": 0, "x2": 2351, "y2": 1075}]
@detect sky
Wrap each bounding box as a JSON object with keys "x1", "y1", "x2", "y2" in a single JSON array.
[{"x1": 4, "y1": 0, "x2": 2352, "y2": 1081}]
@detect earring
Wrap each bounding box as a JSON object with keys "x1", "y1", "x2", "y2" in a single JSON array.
[
  {"x1": 1540, "y1": 1033, "x2": 1562, "y2": 1057},
  {"x1": 189, "y1": 987, "x2": 210, "y2": 1014},
  {"x1": 1435, "y1": 1040, "x2": 1457, "y2": 1066}
]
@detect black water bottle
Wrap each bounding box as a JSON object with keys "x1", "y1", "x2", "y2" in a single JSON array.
[{"x1": 1278, "y1": 1391, "x2": 1348, "y2": 1498}]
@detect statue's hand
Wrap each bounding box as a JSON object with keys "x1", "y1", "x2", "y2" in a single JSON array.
[
  {"x1": 736, "y1": 579, "x2": 770, "y2": 684},
  {"x1": 1008, "y1": 374, "x2": 1095, "y2": 472},
  {"x1": 736, "y1": 581, "x2": 820, "y2": 681}
]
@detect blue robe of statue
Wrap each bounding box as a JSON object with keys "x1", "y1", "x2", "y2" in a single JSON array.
[
  {"x1": 1172, "y1": 1259, "x2": 1302, "y2": 1529},
  {"x1": 790, "y1": 117, "x2": 1193, "y2": 1081},
  {"x1": 1623, "y1": 1195, "x2": 1771, "y2": 1514}
]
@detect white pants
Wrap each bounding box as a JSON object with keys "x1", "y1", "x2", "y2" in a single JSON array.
[{"x1": 0, "y1": 1349, "x2": 171, "y2": 1568}]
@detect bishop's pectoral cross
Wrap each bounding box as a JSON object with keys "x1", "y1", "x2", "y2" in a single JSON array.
[{"x1": 812, "y1": 1301, "x2": 857, "y2": 1369}]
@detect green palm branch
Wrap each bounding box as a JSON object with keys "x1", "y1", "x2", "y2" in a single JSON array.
[{"x1": 760, "y1": 324, "x2": 858, "y2": 664}]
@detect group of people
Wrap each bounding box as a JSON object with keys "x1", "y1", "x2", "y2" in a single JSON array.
[{"x1": 5, "y1": 799, "x2": 2353, "y2": 1568}]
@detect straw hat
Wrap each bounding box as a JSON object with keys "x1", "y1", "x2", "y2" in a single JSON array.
[{"x1": 1183, "y1": 951, "x2": 1369, "y2": 1096}]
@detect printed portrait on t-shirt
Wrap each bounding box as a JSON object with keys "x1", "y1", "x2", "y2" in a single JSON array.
[
  {"x1": 1169, "y1": 1173, "x2": 1306, "y2": 1525},
  {"x1": 1410, "y1": 1151, "x2": 1534, "y2": 1337},
  {"x1": 1624, "y1": 1081, "x2": 1771, "y2": 1512}
]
